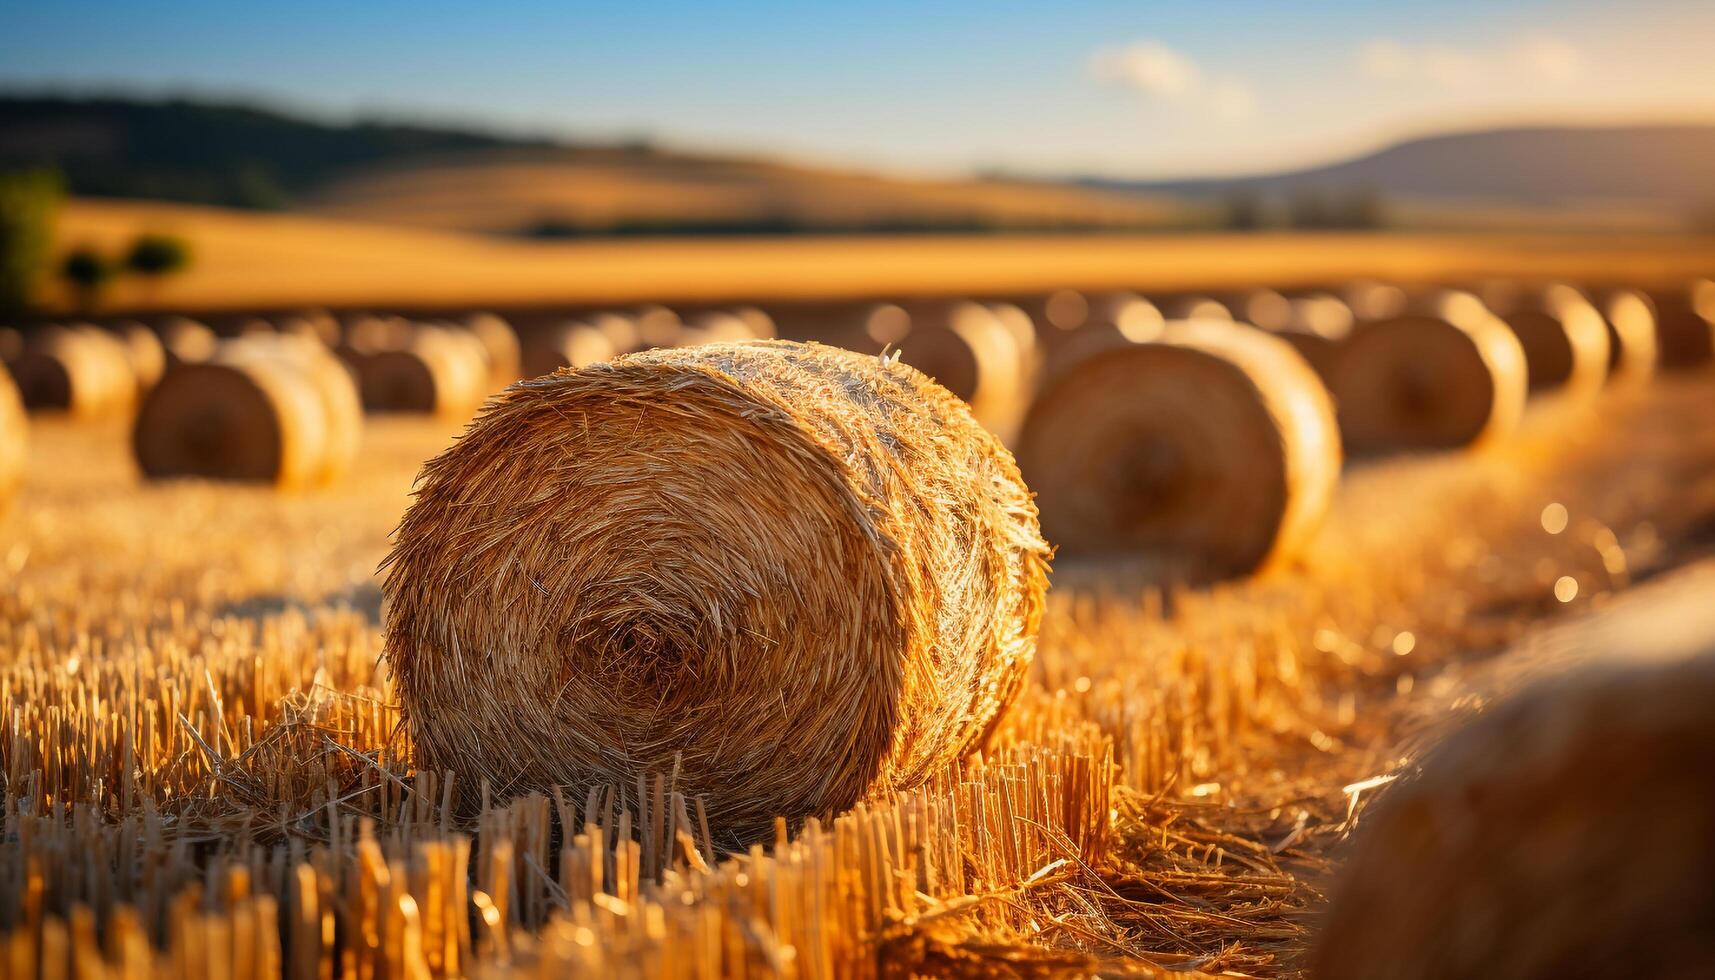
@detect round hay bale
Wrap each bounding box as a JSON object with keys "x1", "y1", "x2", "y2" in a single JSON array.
[
  {"x1": 1042, "y1": 296, "x2": 1165, "y2": 384},
  {"x1": 1256, "y1": 294, "x2": 1354, "y2": 384},
  {"x1": 240, "y1": 334, "x2": 363, "y2": 483},
  {"x1": 356, "y1": 325, "x2": 488, "y2": 418},
  {"x1": 8, "y1": 325, "x2": 136, "y2": 417},
  {"x1": 1328, "y1": 290, "x2": 1528, "y2": 453},
  {"x1": 133, "y1": 340, "x2": 340, "y2": 487},
  {"x1": 522, "y1": 322, "x2": 618, "y2": 378},
  {"x1": 1646, "y1": 280, "x2": 1715, "y2": 369},
  {"x1": 681, "y1": 311, "x2": 756, "y2": 346},
  {"x1": 0, "y1": 363, "x2": 25, "y2": 507},
  {"x1": 277, "y1": 310, "x2": 341, "y2": 347},
  {"x1": 730, "y1": 305, "x2": 777, "y2": 340},
  {"x1": 1016, "y1": 318, "x2": 1340, "y2": 578},
  {"x1": 1598, "y1": 289, "x2": 1658, "y2": 384},
  {"x1": 1314, "y1": 653, "x2": 1715, "y2": 980},
  {"x1": 382, "y1": 339, "x2": 1051, "y2": 845},
  {"x1": 110, "y1": 320, "x2": 167, "y2": 393},
  {"x1": 463, "y1": 312, "x2": 523, "y2": 388},
  {"x1": 1488, "y1": 283, "x2": 1610, "y2": 395},
  {"x1": 586, "y1": 312, "x2": 643, "y2": 354},
  {"x1": 1042, "y1": 289, "x2": 1090, "y2": 332},
  {"x1": 895, "y1": 301, "x2": 1029, "y2": 439},
  {"x1": 986, "y1": 302, "x2": 1040, "y2": 364},
  {"x1": 1227, "y1": 289, "x2": 1293, "y2": 330},
  {"x1": 158, "y1": 317, "x2": 218, "y2": 366},
  {"x1": 1156, "y1": 295, "x2": 1232, "y2": 321},
  {"x1": 1340, "y1": 279, "x2": 1409, "y2": 322}
]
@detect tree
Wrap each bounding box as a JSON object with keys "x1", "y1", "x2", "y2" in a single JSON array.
[
  {"x1": 124, "y1": 233, "x2": 192, "y2": 281},
  {"x1": 0, "y1": 170, "x2": 64, "y2": 315},
  {"x1": 60, "y1": 246, "x2": 115, "y2": 311}
]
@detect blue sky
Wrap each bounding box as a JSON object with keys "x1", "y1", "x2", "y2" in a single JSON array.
[{"x1": 4, "y1": 1, "x2": 1713, "y2": 178}]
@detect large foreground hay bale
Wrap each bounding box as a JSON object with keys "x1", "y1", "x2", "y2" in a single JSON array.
[
  {"x1": 382, "y1": 340, "x2": 1050, "y2": 845},
  {"x1": 895, "y1": 301, "x2": 1030, "y2": 439},
  {"x1": 1646, "y1": 279, "x2": 1715, "y2": 369},
  {"x1": 1485, "y1": 283, "x2": 1610, "y2": 395},
  {"x1": 1016, "y1": 318, "x2": 1340, "y2": 578},
  {"x1": 134, "y1": 336, "x2": 362, "y2": 487},
  {"x1": 353, "y1": 325, "x2": 488, "y2": 418},
  {"x1": 521, "y1": 321, "x2": 618, "y2": 378},
  {"x1": 1328, "y1": 290, "x2": 1528, "y2": 453},
  {"x1": 1315, "y1": 653, "x2": 1715, "y2": 980},
  {"x1": 8, "y1": 325, "x2": 136, "y2": 417},
  {"x1": 0, "y1": 363, "x2": 24, "y2": 507},
  {"x1": 1598, "y1": 288, "x2": 1658, "y2": 384}
]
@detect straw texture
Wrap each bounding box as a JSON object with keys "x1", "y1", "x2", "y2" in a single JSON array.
[
  {"x1": 383, "y1": 339, "x2": 1050, "y2": 846},
  {"x1": 1316, "y1": 652, "x2": 1715, "y2": 980},
  {"x1": 1329, "y1": 291, "x2": 1529, "y2": 453},
  {"x1": 133, "y1": 337, "x2": 361, "y2": 487},
  {"x1": 1016, "y1": 318, "x2": 1340, "y2": 578},
  {"x1": 0, "y1": 362, "x2": 24, "y2": 507}
]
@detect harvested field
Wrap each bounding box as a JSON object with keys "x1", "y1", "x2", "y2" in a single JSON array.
[{"x1": 2, "y1": 353, "x2": 1713, "y2": 976}]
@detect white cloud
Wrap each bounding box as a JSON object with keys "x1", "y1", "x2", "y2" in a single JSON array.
[
  {"x1": 1089, "y1": 40, "x2": 1255, "y2": 120},
  {"x1": 1358, "y1": 35, "x2": 1581, "y2": 89}
]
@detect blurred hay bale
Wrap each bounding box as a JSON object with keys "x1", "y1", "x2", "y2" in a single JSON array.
[
  {"x1": 894, "y1": 300, "x2": 1030, "y2": 440},
  {"x1": 109, "y1": 320, "x2": 166, "y2": 394},
  {"x1": 1328, "y1": 290, "x2": 1528, "y2": 453},
  {"x1": 587, "y1": 311, "x2": 644, "y2": 354},
  {"x1": 157, "y1": 316, "x2": 218, "y2": 366},
  {"x1": 680, "y1": 310, "x2": 759, "y2": 346},
  {"x1": 730, "y1": 304, "x2": 777, "y2": 340},
  {"x1": 1482, "y1": 282, "x2": 1611, "y2": 395},
  {"x1": 1154, "y1": 294, "x2": 1232, "y2": 321},
  {"x1": 1597, "y1": 289, "x2": 1658, "y2": 385},
  {"x1": 133, "y1": 335, "x2": 362, "y2": 487},
  {"x1": 463, "y1": 312, "x2": 523, "y2": 388},
  {"x1": 0, "y1": 362, "x2": 24, "y2": 507},
  {"x1": 632, "y1": 304, "x2": 684, "y2": 348},
  {"x1": 1315, "y1": 653, "x2": 1715, "y2": 980},
  {"x1": 521, "y1": 321, "x2": 618, "y2": 379},
  {"x1": 1016, "y1": 318, "x2": 1340, "y2": 579},
  {"x1": 1241, "y1": 293, "x2": 1354, "y2": 384},
  {"x1": 1339, "y1": 279, "x2": 1409, "y2": 322},
  {"x1": 0, "y1": 326, "x2": 21, "y2": 363},
  {"x1": 1646, "y1": 279, "x2": 1715, "y2": 369},
  {"x1": 1042, "y1": 295, "x2": 1164, "y2": 384},
  {"x1": 8, "y1": 324, "x2": 136, "y2": 417},
  {"x1": 382, "y1": 340, "x2": 1050, "y2": 846},
  {"x1": 351, "y1": 323, "x2": 489, "y2": 418}
]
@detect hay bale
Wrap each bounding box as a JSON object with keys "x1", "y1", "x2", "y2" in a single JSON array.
[
  {"x1": 1314, "y1": 653, "x2": 1715, "y2": 980},
  {"x1": 1598, "y1": 289, "x2": 1658, "y2": 384},
  {"x1": 110, "y1": 320, "x2": 167, "y2": 393},
  {"x1": 1328, "y1": 290, "x2": 1529, "y2": 453},
  {"x1": 1015, "y1": 318, "x2": 1340, "y2": 578},
  {"x1": 680, "y1": 311, "x2": 757, "y2": 346},
  {"x1": 382, "y1": 339, "x2": 1051, "y2": 845},
  {"x1": 895, "y1": 301, "x2": 1029, "y2": 439},
  {"x1": 730, "y1": 305, "x2": 777, "y2": 340},
  {"x1": 986, "y1": 302, "x2": 1040, "y2": 363},
  {"x1": 8, "y1": 325, "x2": 136, "y2": 417},
  {"x1": 1486, "y1": 283, "x2": 1611, "y2": 395},
  {"x1": 1340, "y1": 279, "x2": 1409, "y2": 322},
  {"x1": 521, "y1": 322, "x2": 617, "y2": 378},
  {"x1": 1254, "y1": 294, "x2": 1354, "y2": 384},
  {"x1": 463, "y1": 312, "x2": 522, "y2": 388},
  {"x1": 632, "y1": 304, "x2": 684, "y2": 348},
  {"x1": 1156, "y1": 295, "x2": 1232, "y2": 321},
  {"x1": 158, "y1": 317, "x2": 218, "y2": 366},
  {"x1": 587, "y1": 312, "x2": 644, "y2": 354},
  {"x1": 1646, "y1": 279, "x2": 1715, "y2": 369},
  {"x1": 1226, "y1": 289, "x2": 1293, "y2": 330},
  {"x1": 1042, "y1": 296, "x2": 1165, "y2": 384},
  {"x1": 0, "y1": 363, "x2": 25, "y2": 507},
  {"x1": 133, "y1": 336, "x2": 360, "y2": 487},
  {"x1": 354, "y1": 325, "x2": 488, "y2": 418}
]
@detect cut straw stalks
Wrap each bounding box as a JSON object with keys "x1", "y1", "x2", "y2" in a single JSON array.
[
  {"x1": 0, "y1": 362, "x2": 25, "y2": 508},
  {"x1": 383, "y1": 340, "x2": 1051, "y2": 847},
  {"x1": 1646, "y1": 279, "x2": 1715, "y2": 369},
  {"x1": 133, "y1": 336, "x2": 363, "y2": 488},
  {"x1": 6, "y1": 325, "x2": 137, "y2": 419},
  {"x1": 1315, "y1": 652, "x2": 1715, "y2": 980},
  {"x1": 1327, "y1": 289, "x2": 1530, "y2": 454},
  {"x1": 1017, "y1": 318, "x2": 1342, "y2": 580}
]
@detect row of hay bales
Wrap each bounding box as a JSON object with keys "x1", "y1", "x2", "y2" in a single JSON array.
[{"x1": 839, "y1": 278, "x2": 1712, "y2": 581}]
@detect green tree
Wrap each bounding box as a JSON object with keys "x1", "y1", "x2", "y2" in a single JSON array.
[
  {"x1": 0, "y1": 170, "x2": 64, "y2": 315},
  {"x1": 125, "y1": 233, "x2": 192, "y2": 281},
  {"x1": 61, "y1": 246, "x2": 115, "y2": 312}
]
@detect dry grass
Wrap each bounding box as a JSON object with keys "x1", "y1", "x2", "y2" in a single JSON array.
[
  {"x1": 45, "y1": 199, "x2": 1715, "y2": 313},
  {"x1": 0, "y1": 355, "x2": 1711, "y2": 976}
]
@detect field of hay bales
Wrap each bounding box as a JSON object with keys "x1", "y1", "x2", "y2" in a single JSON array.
[{"x1": 3, "y1": 279, "x2": 1715, "y2": 979}]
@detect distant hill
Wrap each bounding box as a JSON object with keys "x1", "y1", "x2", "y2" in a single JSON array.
[
  {"x1": 0, "y1": 94, "x2": 1192, "y2": 235},
  {"x1": 1085, "y1": 124, "x2": 1715, "y2": 215}
]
